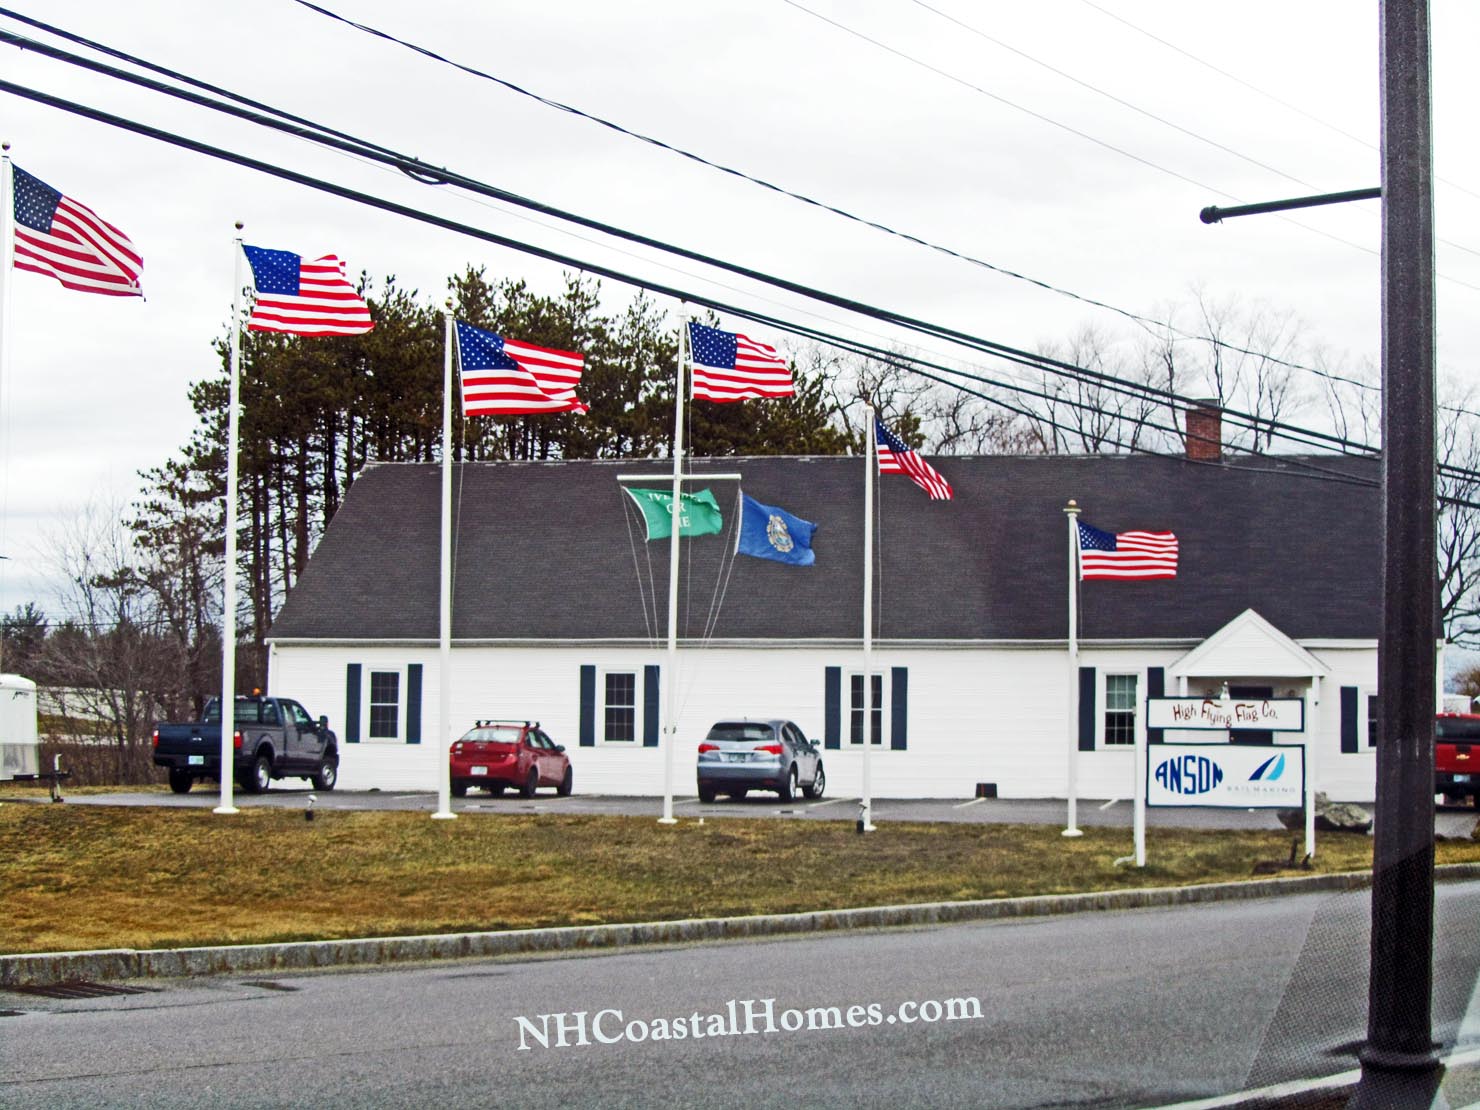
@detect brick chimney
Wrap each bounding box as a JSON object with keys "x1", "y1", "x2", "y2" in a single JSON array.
[{"x1": 1185, "y1": 400, "x2": 1222, "y2": 461}]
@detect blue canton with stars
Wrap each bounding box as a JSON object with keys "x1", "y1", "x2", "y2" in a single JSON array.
[
  {"x1": 1077, "y1": 522, "x2": 1119, "y2": 551},
  {"x1": 12, "y1": 167, "x2": 61, "y2": 232},
  {"x1": 242, "y1": 246, "x2": 303, "y2": 295},
  {"x1": 688, "y1": 322, "x2": 738, "y2": 368},
  {"x1": 455, "y1": 321, "x2": 518, "y2": 371}
]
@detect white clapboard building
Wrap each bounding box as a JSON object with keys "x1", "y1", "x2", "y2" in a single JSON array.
[{"x1": 265, "y1": 440, "x2": 1407, "y2": 801}]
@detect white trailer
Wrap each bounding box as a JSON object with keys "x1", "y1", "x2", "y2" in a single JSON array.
[{"x1": 0, "y1": 673, "x2": 39, "y2": 780}]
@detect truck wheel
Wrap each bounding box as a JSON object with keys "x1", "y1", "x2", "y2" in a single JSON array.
[
  {"x1": 311, "y1": 757, "x2": 338, "y2": 792},
  {"x1": 168, "y1": 769, "x2": 193, "y2": 795},
  {"x1": 241, "y1": 754, "x2": 272, "y2": 795}
]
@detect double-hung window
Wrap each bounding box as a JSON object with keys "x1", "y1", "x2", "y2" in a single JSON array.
[
  {"x1": 368, "y1": 671, "x2": 400, "y2": 740},
  {"x1": 1103, "y1": 674, "x2": 1138, "y2": 746},
  {"x1": 604, "y1": 672, "x2": 636, "y2": 743},
  {"x1": 849, "y1": 673, "x2": 884, "y2": 746}
]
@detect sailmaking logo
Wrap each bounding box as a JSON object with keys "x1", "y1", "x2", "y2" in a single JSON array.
[
  {"x1": 766, "y1": 513, "x2": 795, "y2": 554},
  {"x1": 1249, "y1": 753, "x2": 1287, "y2": 782}
]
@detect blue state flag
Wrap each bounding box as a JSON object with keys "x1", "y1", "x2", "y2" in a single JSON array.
[{"x1": 736, "y1": 493, "x2": 816, "y2": 566}]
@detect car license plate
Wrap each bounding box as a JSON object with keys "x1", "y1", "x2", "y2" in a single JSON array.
[
  {"x1": 726, "y1": 753, "x2": 746, "y2": 763},
  {"x1": 471, "y1": 766, "x2": 488, "y2": 775},
  {"x1": 1454, "y1": 774, "x2": 1471, "y2": 784},
  {"x1": 188, "y1": 755, "x2": 204, "y2": 766}
]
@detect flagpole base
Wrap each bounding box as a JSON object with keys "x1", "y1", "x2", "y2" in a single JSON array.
[
  {"x1": 212, "y1": 807, "x2": 240, "y2": 815},
  {"x1": 431, "y1": 811, "x2": 457, "y2": 821},
  {"x1": 1061, "y1": 827, "x2": 1084, "y2": 838},
  {"x1": 657, "y1": 817, "x2": 678, "y2": 825}
]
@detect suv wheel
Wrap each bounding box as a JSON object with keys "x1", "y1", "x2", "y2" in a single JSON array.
[
  {"x1": 778, "y1": 765, "x2": 798, "y2": 803},
  {"x1": 803, "y1": 763, "x2": 825, "y2": 800}
]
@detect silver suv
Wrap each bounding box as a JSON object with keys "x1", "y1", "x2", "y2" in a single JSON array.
[{"x1": 696, "y1": 718, "x2": 825, "y2": 803}]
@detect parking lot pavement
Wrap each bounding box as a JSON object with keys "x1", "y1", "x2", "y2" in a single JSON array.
[{"x1": 36, "y1": 788, "x2": 1480, "y2": 836}]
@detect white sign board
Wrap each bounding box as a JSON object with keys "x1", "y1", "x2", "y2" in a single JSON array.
[
  {"x1": 1146, "y1": 743, "x2": 1305, "y2": 809},
  {"x1": 1146, "y1": 697, "x2": 1305, "y2": 732}
]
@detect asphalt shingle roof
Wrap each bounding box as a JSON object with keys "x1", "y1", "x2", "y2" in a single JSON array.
[{"x1": 266, "y1": 453, "x2": 1381, "y2": 644}]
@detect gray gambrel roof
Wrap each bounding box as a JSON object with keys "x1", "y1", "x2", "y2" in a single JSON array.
[{"x1": 266, "y1": 453, "x2": 1381, "y2": 644}]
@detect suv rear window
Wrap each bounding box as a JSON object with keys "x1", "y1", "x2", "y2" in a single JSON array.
[
  {"x1": 1436, "y1": 717, "x2": 1480, "y2": 740},
  {"x1": 706, "y1": 722, "x2": 776, "y2": 743}
]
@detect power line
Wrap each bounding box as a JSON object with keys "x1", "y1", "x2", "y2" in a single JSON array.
[
  {"x1": 0, "y1": 36, "x2": 1397, "y2": 463},
  {"x1": 9, "y1": 70, "x2": 1480, "y2": 495},
  {"x1": 140, "y1": 1, "x2": 1469, "y2": 411},
  {"x1": 904, "y1": 0, "x2": 1480, "y2": 262},
  {"x1": 1074, "y1": 0, "x2": 1480, "y2": 207}
]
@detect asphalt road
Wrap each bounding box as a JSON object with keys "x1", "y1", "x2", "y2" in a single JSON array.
[
  {"x1": 4, "y1": 883, "x2": 1479, "y2": 1109},
  {"x1": 57, "y1": 786, "x2": 1480, "y2": 838}
]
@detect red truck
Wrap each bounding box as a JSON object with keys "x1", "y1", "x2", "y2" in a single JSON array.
[{"x1": 1436, "y1": 712, "x2": 1480, "y2": 805}]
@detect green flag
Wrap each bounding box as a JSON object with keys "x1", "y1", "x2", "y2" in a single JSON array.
[{"x1": 624, "y1": 487, "x2": 724, "y2": 540}]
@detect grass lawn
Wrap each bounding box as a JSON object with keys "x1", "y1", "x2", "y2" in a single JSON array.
[{"x1": 3, "y1": 804, "x2": 1478, "y2": 956}]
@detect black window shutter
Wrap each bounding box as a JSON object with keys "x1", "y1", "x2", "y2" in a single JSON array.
[
  {"x1": 405, "y1": 664, "x2": 423, "y2": 745},
  {"x1": 824, "y1": 666, "x2": 841, "y2": 749},
  {"x1": 579, "y1": 665, "x2": 596, "y2": 747},
  {"x1": 1078, "y1": 666, "x2": 1097, "y2": 751},
  {"x1": 643, "y1": 665, "x2": 660, "y2": 747},
  {"x1": 1146, "y1": 667, "x2": 1165, "y2": 744},
  {"x1": 345, "y1": 664, "x2": 361, "y2": 744},
  {"x1": 1340, "y1": 685, "x2": 1359, "y2": 754},
  {"x1": 890, "y1": 667, "x2": 908, "y2": 750}
]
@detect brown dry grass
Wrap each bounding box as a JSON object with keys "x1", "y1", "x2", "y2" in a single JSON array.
[{"x1": 3, "y1": 805, "x2": 1477, "y2": 955}]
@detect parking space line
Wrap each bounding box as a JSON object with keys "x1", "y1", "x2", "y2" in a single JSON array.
[
  {"x1": 1099, "y1": 798, "x2": 1122, "y2": 810},
  {"x1": 952, "y1": 797, "x2": 986, "y2": 809},
  {"x1": 804, "y1": 797, "x2": 847, "y2": 810},
  {"x1": 673, "y1": 797, "x2": 701, "y2": 806}
]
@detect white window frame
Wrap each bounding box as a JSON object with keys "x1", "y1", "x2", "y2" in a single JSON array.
[
  {"x1": 847, "y1": 671, "x2": 887, "y2": 746},
  {"x1": 1102, "y1": 672, "x2": 1140, "y2": 748},
  {"x1": 601, "y1": 669, "x2": 640, "y2": 745},
  {"x1": 1363, "y1": 687, "x2": 1379, "y2": 748},
  {"x1": 365, "y1": 668, "x2": 403, "y2": 743}
]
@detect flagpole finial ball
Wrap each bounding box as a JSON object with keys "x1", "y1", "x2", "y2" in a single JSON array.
[
  {"x1": 1065, "y1": 499, "x2": 1079, "y2": 512},
  {"x1": 1, "y1": 142, "x2": 9, "y2": 153},
  {"x1": 234, "y1": 221, "x2": 244, "y2": 231}
]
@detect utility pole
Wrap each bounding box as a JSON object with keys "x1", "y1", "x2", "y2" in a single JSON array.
[
  {"x1": 1200, "y1": 8, "x2": 1443, "y2": 1103},
  {"x1": 1351, "y1": 1, "x2": 1442, "y2": 1104}
]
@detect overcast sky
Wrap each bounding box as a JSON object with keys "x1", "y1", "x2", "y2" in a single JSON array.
[{"x1": 0, "y1": 0, "x2": 1477, "y2": 618}]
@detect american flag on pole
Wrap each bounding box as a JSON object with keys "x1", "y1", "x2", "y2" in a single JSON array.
[
  {"x1": 11, "y1": 165, "x2": 142, "y2": 296},
  {"x1": 1077, "y1": 521, "x2": 1179, "y2": 579},
  {"x1": 242, "y1": 245, "x2": 374, "y2": 336},
  {"x1": 687, "y1": 321, "x2": 795, "y2": 402},
  {"x1": 875, "y1": 418, "x2": 953, "y2": 501},
  {"x1": 455, "y1": 320, "x2": 588, "y2": 415}
]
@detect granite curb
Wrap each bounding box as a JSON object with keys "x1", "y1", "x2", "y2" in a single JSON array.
[{"x1": 5, "y1": 863, "x2": 1479, "y2": 988}]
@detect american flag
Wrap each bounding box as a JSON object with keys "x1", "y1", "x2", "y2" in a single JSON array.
[
  {"x1": 687, "y1": 321, "x2": 794, "y2": 402},
  {"x1": 455, "y1": 320, "x2": 588, "y2": 415},
  {"x1": 1077, "y1": 521, "x2": 1179, "y2": 579},
  {"x1": 875, "y1": 418, "x2": 953, "y2": 501},
  {"x1": 242, "y1": 245, "x2": 374, "y2": 336},
  {"x1": 11, "y1": 165, "x2": 142, "y2": 296}
]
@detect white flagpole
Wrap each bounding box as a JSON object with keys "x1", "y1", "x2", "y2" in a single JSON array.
[
  {"x1": 860, "y1": 406, "x2": 876, "y2": 832},
  {"x1": 0, "y1": 149, "x2": 14, "y2": 629},
  {"x1": 433, "y1": 307, "x2": 456, "y2": 820},
  {"x1": 1063, "y1": 499, "x2": 1082, "y2": 837},
  {"x1": 660, "y1": 311, "x2": 686, "y2": 824},
  {"x1": 1133, "y1": 696, "x2": 1146, "y2": 866},
  {"x1": 214, "y1": 227, "x2": 245, "y2": 816}
]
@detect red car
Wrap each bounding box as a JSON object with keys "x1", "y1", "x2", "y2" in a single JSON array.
[{"x1": 449, "y1": 720, "x2": 573, "y2": 798}]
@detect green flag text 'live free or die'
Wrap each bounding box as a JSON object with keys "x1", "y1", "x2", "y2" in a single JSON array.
[{"x1": 624, "y1": 487, "x2": 724, "y2": 540}]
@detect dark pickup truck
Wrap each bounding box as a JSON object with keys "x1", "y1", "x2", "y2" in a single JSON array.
[
  {"x1": 152, "y1": 696, "x2": 339, "y2": 795},
  {"x1": 1436, "y1": 712, "x2": 1480, "y2": 805}
]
